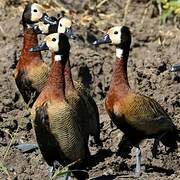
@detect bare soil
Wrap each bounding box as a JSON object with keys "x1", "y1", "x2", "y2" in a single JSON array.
[{"x1": 0, "y1": 0, "x2": 180, "y2": 179}]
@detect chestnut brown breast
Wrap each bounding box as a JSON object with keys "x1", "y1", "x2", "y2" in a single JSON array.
[
  {"x1": 31, "y1": 59, "x2": 88, "y2": 166},
  {"x1": 15, "y1": 28, "x2": 49, "y2": 106}
]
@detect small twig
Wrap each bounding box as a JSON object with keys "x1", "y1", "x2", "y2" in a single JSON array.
[
  {"x1": 0, "y1": 25, "x2": 6, "y2": 38},
  {"x1": 123, "y1": 0, "x2": 132, "y2": 25},
  {"x1": 96, "y1": 0, "x2": 110, "y2": 9},
  {"x1": 2, "y1": 128, "x2": 19, "y2": 161},
  {"x1": 140, "y1": 0, "x2": 153, "y2": 25},
  {"x1": 0, "y1": 162, "x2": 12, "y2": 180},
  {"x1": 51, "y1": 159, "x2": 86, "y2": 179},
  {"x1": 65, "y1": 158, "x2": 82, "y2": 169},
  {"x1": 157, "y1": 0, "x2": 162, "y2": 15}
]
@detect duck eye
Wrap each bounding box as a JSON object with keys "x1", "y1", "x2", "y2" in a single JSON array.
[
  {"x1": 59, "y1": 23, "x2": 62, "y2": 27},
  {"x1": 52, "y1": 38, "x2": 56, "y2": 42},
  {"x1": 114, "y1": 31, "x2": 118, "y2": 35},
  {"x1": 33, "y1": 9, "x2": 38, "y2": 13}
]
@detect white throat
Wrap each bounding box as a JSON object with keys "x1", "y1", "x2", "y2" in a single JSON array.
[
  {"x1": 54, "y1": 55, "x2": 62, "y2": 61},
  {"x1": 116, "y1": 48, "x2": 123, "y2": 59}
]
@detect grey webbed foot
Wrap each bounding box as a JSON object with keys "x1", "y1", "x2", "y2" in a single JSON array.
[{"x1": 15, "y1": 143, "x2": 38, "y2": 153}]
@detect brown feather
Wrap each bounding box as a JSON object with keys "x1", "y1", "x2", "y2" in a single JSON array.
[
  {"x1": 64, "y1": 58, "x2": 101, "y2": 146},
  {"x1": 32, "y1": 57, "x2": 89, "y2": 169},
  {"x1": 106, "y1": 49, "x2": 179, "y2": 148},
  {"x1": 15, "y1": 28, "x2": 49, "y2": 106}
]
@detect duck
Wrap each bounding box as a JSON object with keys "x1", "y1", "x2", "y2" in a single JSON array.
[
  {"x1": 15, "y1": 3, "x2": 54, "y2": 107},
  {"x1": 93, "y1": 26, "x2": 180, "y2": 175},
  {"x1": 30, "y1": 33, "x2": 89, "y2": 179},
  {"x1": 32, "y1": 16, "x2": 102, "y2": 148}
]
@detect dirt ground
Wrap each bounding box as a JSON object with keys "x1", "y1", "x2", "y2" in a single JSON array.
[{"x1": 0, "y1": 0, "x2": 180, "y2": 179}]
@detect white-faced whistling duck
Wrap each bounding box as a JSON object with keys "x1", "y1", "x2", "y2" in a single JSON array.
[
  {"x1": 32, "y1": 16, "x2": 102, "y2": 148},
  {"x1": 15, "y1": 3, "x2": 54, "y2": 107},
  {"x1": 93, "y1": 26, "x2": 180, "y2": 175},
  {"x1": 30, "y1": 33, "x2": 89, "y2": 180}
]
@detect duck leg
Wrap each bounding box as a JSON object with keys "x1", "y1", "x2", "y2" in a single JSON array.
[
  {"x1": 117, "y1": 135, "x2": 133, "y2": 158},
  {"x1": 135, "y1": 146, "x2": 141, "y2": 175},
  {"x1": 152, "y1": 133, "x2": 167, "y2": 158},
  {"x1": 152, "y1": 138, "x2": 160, "y2": 158}
]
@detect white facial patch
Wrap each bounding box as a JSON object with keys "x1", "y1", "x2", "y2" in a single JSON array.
[
  {"x1": 108, "y1": 26, "x2": 122, "y2": 45},
  {"x1": 116, "y1": 48, "x2": 123, "y2": 58},
  {"x1": 45, "y1": 33, "x2": 59, "y2": 52},
  {"x1": 58, "y1": 17, "x2": 72, "y2": 33},
  {"x1": 60, "y1": 17, "x2": 71, "y2": 28},
  {"x1": 55, "y1": 55, "x2": 62, "y2": 61},
  {"x1": 58, "y1": 24, "x2": 66, "y2": 33},
  {"x1": 31, "y1": 3, "x2": 43, "y2": 22}
]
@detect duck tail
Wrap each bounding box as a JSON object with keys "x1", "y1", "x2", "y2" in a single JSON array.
[{"x1": 160, "y1": 129, "x2": 180, "y2": 152}]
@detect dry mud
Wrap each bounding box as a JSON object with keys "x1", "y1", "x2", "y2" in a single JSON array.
[{"x1": 0, "y1": 0, "x2": 180, "y2": 179}]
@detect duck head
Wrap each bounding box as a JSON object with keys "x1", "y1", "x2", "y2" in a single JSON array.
[
  {"x1": 93, "y1": 26, "x2": 131, "y2": 60},
  {"x1": 93, "y1": 26, "x2": 131, "y2": 49},
  {"x1": 33, "y1": 16, "x2": 75, "y2": 39},
  {"x1": 22, "y1": 3, "x2": 55, "y2": 29},
  {"x1": 29, "y1": 33, "x2": 70, "y2": 61}
]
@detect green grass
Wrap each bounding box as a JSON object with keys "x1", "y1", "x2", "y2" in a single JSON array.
[
  {"x1": 156, "y1": 0, "x2": 180, "y2": 23},
  {"x1": 51, "y1": 159, "x2": 88, "y2": 179}
]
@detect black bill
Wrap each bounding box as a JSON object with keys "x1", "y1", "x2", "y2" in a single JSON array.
[
  {"x1": 171, "y1": 64, "x2": 180, "y2": 72},
  {"x1": 93, "y1": 34, "x2": 112, "y2": 45},
  {"x1": 41, "y1": 13, "x2": 57, "y2": 25},
  {"x1": 64, "y1": 27, "x2": 76, "y2": 39},
  {"x1": 29, "y1": 42, "x2": 49, "y2": 52}
]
